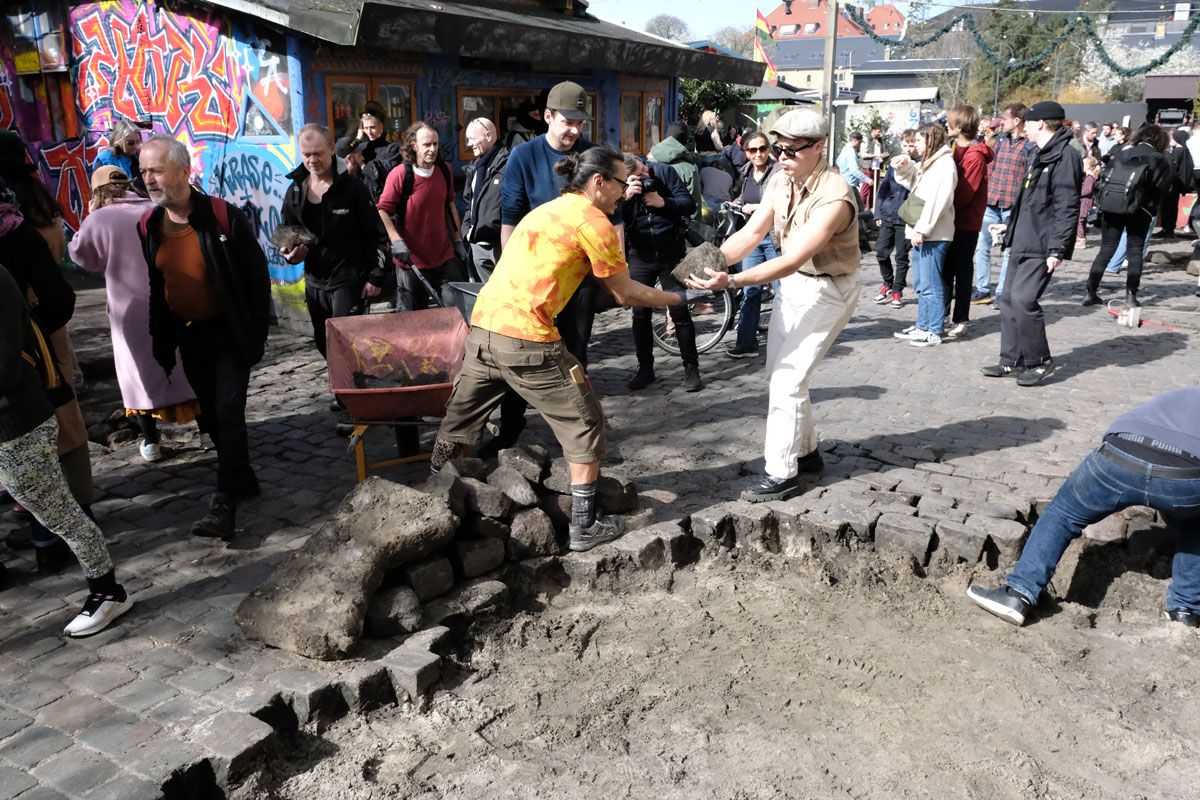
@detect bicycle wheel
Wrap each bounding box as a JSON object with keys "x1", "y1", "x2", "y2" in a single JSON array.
[{"x1": 651, "y1": 289, "x2": 734, "y2": 356}]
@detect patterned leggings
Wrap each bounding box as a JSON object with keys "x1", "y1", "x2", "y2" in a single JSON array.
[{"x1": 0, "y1": 417, "x2": 112, "y2": 578}]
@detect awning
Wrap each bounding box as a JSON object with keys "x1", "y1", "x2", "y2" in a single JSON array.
[
  {"x1": 859, "y1": 87, "x2": 940, "y2": 103},
  {"x1": 1143, "y1": 75, "x2": 1200, "y2": 101},
  {"x1": 207, "y1": 0, "x2": 766, "y2": 85},
  {"x1": 750, "y1": 83, "x2": 815, "y2": 103}
]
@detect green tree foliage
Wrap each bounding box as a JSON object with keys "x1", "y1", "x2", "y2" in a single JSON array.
[
  {"x1": 708, "y1": 25, "x2": 755, "y2": 59},
  {"x1": 645, "y1": 14, "x2": 691, "y2": 42},
  {"x1": 679, "y1": 78, "x2": 753, "y2": 128}
]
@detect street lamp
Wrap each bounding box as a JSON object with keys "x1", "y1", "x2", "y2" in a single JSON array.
[{"x1": 993, "y1": 42, "x2": 1016, "y2": 116}]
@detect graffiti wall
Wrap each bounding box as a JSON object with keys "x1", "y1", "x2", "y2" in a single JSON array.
[{"x1": 0, "y1": 0, "x2": 307, "y2": 318}]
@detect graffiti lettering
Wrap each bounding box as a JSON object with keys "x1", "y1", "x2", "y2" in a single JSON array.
[
  {"x1": 40, "y1": 139, "x2": 100, "y2": 232},
  {"x1": 218, "y1": 153, "x2": 280, "y2": 199}
]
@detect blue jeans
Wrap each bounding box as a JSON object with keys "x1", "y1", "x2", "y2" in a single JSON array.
[
  {"x1": 1007, "y1": 442, "x2": 1200, "y2": 613},
  {"x1": 1105, "y1": 229, "x2": 1152, "y2": 274},
  {"x1": 973, "y1": 205, "x2": 1011, "y2": 294},
  {"x1": 734, "y1": 235, "x2": 778, "y2": 351},
  {"x1": 911, "y1": 240, "x2": 949, "y2": 334}
]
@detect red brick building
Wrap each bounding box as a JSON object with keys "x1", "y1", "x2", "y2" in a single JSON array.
[{"x1": 763, "y1": 1, "x2": 905, "y2": 39}]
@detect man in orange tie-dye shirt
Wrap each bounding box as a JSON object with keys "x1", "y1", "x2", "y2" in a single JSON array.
[{"x1": 433, "y1": 147, "x2": 689, "y2": 553}]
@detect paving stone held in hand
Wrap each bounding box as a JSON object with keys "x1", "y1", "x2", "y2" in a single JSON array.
[{"x1": 671, "y1": 242, "x2": 729, "y2": 284}]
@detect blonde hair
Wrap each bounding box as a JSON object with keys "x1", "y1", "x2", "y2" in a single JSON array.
[{"x1": 109, "y1": 119, "x2": 141, "y2": 155}]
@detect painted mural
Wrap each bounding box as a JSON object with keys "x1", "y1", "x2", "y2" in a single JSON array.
[{"x1": 0, "y1": 0, "x2": 305, "y2": 316}]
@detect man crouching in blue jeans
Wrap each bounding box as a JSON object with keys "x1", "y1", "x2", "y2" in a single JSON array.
[{"x1": 969, "y1": 388, "x2": 1200, "y2": 627}]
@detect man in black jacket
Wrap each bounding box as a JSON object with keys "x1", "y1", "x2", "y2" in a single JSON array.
[
  {"x1": 139, "y1": 135, "x2": 272, "y2": 540},
  {"x1": 462, "y1": 118, "x2": 508, "y2": 282},
  {"x1": 280, "y1": 124, "x2": 386, "y2": 357},
  {"x1": 620, "y1": 153, "x2": 701, "y2": 392},
  {"x1": 984, "y1": 101, "x2": 1082, "y2": 387}
]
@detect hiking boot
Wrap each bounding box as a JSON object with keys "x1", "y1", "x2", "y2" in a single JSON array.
[
  {"x1": 628, "y1": 364, "x2": 656, "y2": 390},
  {"x1": 682, "y1": 364, "x2": 704, "y2": 392},
  {"x1": 1125, "y1": 289, "x2": 1141, "y2": 308},
  {"x1": 1016, "y1": 361, "x2": 1056, "y2": 387},
  {"x1": 981, "y1": 364, "x2": 1019, "y2": 378},
  {"x1": 892, "y1": 325, "x2": 922, "y2": 340},
  {"x1": 872, "y1": 284, "x2": 891, "y2": 304},
  {"x1": 724, "y1": 345, "x2": 759, "y2": 359},
  {"x1": 967, "y1": 584, "x2": 1032, "y2": 626},
  {"x1": 908, "y1": 331, "x2": 942, "y2": 347},
  {"x1": 192, "y1": 494, "x2": 237, "y2": 541},
  {"x1": 64, "y1": 587, "x2": 132, "y2": 637},
  {"x1": 1081, "y1": 291, "x2": 1103, "y2": 306},
  {"x1": 741, "y1": 474, "x2": 802, "y2": 503},
  {"x1": 889, "y1": 291, "x2": 903, "y2": 308},
  {"x1": 1164, "y1": 608, "x2": 1200, "y2": 628},
  {"x1": 568, "y1": 514, "x2": 626, "y2": 552}
]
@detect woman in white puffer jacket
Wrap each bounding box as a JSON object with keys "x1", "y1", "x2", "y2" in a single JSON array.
[{"x1": 890, "y1": 123, "x2": 957, "y2": 346}]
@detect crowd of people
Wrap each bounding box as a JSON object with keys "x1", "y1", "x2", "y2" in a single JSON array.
[{"x1": 2, "y1": 84, "x2": 1199, "y2": 637}]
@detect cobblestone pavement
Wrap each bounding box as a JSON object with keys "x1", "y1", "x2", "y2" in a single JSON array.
[{"x1": 1, "y1": 239, "x2": 1198, "y2": 798}]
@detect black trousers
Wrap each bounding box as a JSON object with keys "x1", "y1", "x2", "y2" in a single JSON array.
[
  {"x1": 1089, "y1": 210, "x2": 1152, "y2": 294},
  {"x1": 305, "y1": 283, "x2": 362, "y2": 358},
  {"x1": 395, "y1": 259, "x2": 465, "y2": 311},
  {"x1": 997, "y1": 256, "x2": 1053, "y2": 369},
  {"x1": 628, "y1": 251, "x2": 696, "y2": 366},
  {"x1": 943, "y1": 229, "x2": 979, "y2": 324},
  {"x1": 1160, "y1": 191, "x2": 1181, "y2": 233},
  {"x1": 875, "y1": 222, "x2": 910, "y2": 291},
  {"x1": 177, "y1": 317, "x2": 257, "y2": 498}
]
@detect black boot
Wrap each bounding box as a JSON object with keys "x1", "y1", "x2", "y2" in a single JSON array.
[
  {"x1": 681, "y1": 363, "x2": 703, "y2": 392},
  {"x1": 1081, "y1": 291, "x2": 1102, "y2": 306},
  {"x1": 35, "y1": 539, "x2": 75, "y2": 575},
  {"x1": 192, "y1": 494, "x2": 236, "y2": 541},
  {"x1": 1125, "y1": 289, "x2": 1141, "y2": 307},
  {"x1": 628, "y1": 363, "x2": 656, "y2": 390}
]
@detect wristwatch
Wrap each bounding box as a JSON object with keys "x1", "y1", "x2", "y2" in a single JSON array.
[{"x1": 728, "y1": 272, "x2": 738, "y2": 290}]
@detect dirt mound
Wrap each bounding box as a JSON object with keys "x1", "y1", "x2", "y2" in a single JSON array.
[{"x1": 230, "y1": 545, "x2": 1198, "y2": 800}]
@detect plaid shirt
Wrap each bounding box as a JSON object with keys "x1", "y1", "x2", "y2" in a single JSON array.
[{"x1": 987, "y1": 134, "x2": 1036, "y2": 209}]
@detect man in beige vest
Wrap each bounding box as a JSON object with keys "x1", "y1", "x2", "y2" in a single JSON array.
[{"x1": 687, "y1": 109, "x2": 859, "y2": 502}]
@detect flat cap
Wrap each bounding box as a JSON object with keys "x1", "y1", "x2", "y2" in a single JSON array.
[{"x1": 769, "y1": 109, "x2": 829, "y2": 140}]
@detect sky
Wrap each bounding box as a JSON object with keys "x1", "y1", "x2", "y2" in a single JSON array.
[{"x1": 588, "y1": 0, "x2": 920, "y2": 39}]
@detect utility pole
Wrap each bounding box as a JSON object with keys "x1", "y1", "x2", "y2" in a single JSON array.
[{"x1": 821, "y1": 0, "x2": 839, "y2": 164}]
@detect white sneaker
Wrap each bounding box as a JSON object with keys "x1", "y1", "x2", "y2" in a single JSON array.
[
  {"x1": 64, "y1": 591, "x2": 133, "y2": 637},
  {"x1": 139, "y1": 441, "x2": 162, "y2": 462},
  {"x1": 893, "y1": 326, "x2": 923, "y2": 340},
  {"x1": 909, "y1": 331, "x2": 942, "y2": 347},
  {"x1": 945, "y1": 322, "x2": 969, "y2": 339}
]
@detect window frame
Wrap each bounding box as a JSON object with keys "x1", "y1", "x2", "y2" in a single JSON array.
[
  {"x1": 324, "y1": 75, "x2": 417, "y2": 144},
  {"x1": 455, "y1": 86, "x2": 599, "y2": 160},
  {"x1": 619, "y1": 91, "x2": 665, "y2": 155}
]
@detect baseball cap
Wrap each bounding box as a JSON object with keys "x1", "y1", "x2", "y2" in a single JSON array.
[
  {"x1": 90, "y1": 165, "x2": 131, "y2": 191},
  {"x1": 336, "y1": 136, "x2": 364, "y2": 158},
  {"x1": 769, "y1": 109, "x2": 829, "y2": 140},
  {"x1": 545, "y1": 81, "x2": 593, "y2": 122},
  {"x1": 1025, "y1": 101, "x2": 1067, "y2": 122}
]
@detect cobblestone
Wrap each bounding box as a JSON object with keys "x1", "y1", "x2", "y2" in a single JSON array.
[{"x1": 1, "y1": 247, "x2": 1197, "y2": 796}]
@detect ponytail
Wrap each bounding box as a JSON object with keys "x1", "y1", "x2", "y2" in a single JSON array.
[{"x1": 554, "y1": 146, "x2": 623, "y2": 194}]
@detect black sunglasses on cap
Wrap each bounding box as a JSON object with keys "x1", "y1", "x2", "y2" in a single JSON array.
[{"x1": 772, "y1": 140, "x2": 821, "y2": 160}]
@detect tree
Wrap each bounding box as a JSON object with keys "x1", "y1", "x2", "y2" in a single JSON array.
[
  {"x1": 708, "y1": 25, "x2": 755, "y2": 59},
  {"x1": 679, "y1": 78, "x2": 753, "y2": 128},
  {"x1": 645, "y1": 14, "x2": 691, "y2": 42}
]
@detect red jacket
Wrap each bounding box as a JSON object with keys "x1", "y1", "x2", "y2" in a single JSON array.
[{"x1": 953, "y1": 141, "x2": 994, "y2": 232}]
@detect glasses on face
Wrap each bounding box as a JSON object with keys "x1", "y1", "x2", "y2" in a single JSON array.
[
  {"x1": 745, "y1": 145, "x2": 770, "y2": 154},
  {"x1": 772, "y1": 140, "x2": 820, "y2": 160}
]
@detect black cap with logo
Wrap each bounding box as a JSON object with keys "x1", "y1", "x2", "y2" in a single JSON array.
[{"x1": 545, "y1": 81, "x2": 593, "y2": 122}]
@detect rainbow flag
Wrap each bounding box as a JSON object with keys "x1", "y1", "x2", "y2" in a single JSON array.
[{"x1": 755, "y1": 9, "x2": 777, "y2": 82}]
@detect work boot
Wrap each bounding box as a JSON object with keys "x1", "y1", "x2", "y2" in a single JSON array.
[
  {"x1": 192, "y1": 494, "x2": 236, "y2": 541},
  {"x1": 628, "y1": 363, "x2": 656, "y2": 390},
  {"x1": 1082, "y1": 278, "x2": 1102, "y2": 306},
  {"x1": 681, "y1": 363, "x2": 703, "y2": 392},
  {"x1": 1163, "y1": 608, "x2": 1200, "y2": 628},
  {"x1": 1125, "y1": 289, "x2": 1141, "y2": 307}
]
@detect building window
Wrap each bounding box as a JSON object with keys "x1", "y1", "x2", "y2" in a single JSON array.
[
  {"x1": 620, "y1": 91, "x2": 664, "y2": 155},
  {"x1": 325, "y1": 76, "x2": 416, "y2": 143},
  {"x1": 780, "y1": 24, "x2": 799, "y2": 35},
  {"x1": 803, "y1": 22, "x2": 819, "y2": 34},
  {"x1": 457, "y1": 88, "x2": 597, "y2": 159}
]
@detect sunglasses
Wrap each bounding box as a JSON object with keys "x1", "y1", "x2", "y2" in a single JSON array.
[
  {"x1": 772, "y1": 140, "x2": 820, "y2": 160},
  {"x1": 745, "y1": 145, "x2": 770, "y2": 154}
]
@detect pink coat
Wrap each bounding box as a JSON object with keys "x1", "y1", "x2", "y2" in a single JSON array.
[{"x1": 68, "y1": 196, "x2": 196, "y2": 411}]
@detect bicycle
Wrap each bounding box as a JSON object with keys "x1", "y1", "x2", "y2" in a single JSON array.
[{"x1": 651, "y1": 201, "x2": 771, "y2": 355}]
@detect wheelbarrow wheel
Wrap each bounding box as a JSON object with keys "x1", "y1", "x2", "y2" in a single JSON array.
[{"x1": 651, "y1": 289, "x2": 733, "y2": 356}]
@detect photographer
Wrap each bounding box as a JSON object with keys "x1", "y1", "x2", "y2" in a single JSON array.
[{"x1": 620, "y1": 153, "x2": 701, "y2": 391}]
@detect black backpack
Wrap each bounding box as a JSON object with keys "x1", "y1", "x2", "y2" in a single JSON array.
[
  {"x1": 361, "y1": 142, "x2": 403, "y2": 204},
  {"x1": 1097, "y1": 159, "x2": 1151, "y2": 216},
  {"x1": 381, "y1": 160, "x2": 454, "y2": 230}
]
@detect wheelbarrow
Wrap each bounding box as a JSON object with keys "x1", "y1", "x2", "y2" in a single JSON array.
[{"x1": 325, "y1": 307, "x2": 468, "y2": 481}]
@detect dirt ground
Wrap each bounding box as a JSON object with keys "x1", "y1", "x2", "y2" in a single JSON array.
[{"x1": 232, "y1": 546, "x2": 1198, "y2": 800}]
